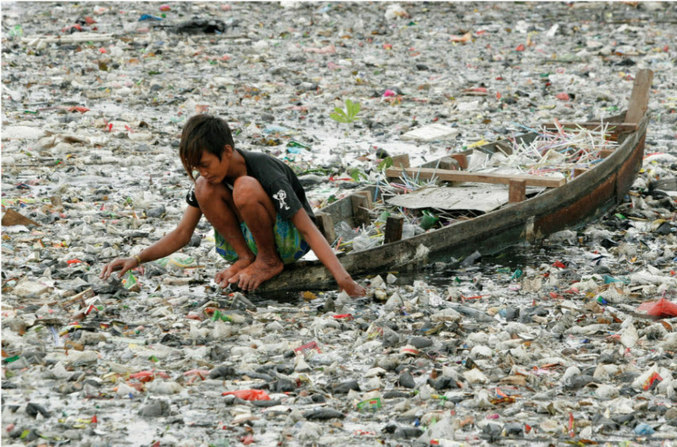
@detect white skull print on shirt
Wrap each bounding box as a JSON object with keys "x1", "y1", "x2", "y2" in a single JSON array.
[{"x1": 273, "y1": 189, "x2": 291, "y2": 211}]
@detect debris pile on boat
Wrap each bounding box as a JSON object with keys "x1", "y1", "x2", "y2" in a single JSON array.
[
  {"x1": 332, "y1": 123, "x2": 624, "y2": 254},
  {"x1": 2, "y1": 2, "x2": 676, "y2": 446},
  {"x1": 487, "y1": 123, "x2": 619, "y2": 180}
]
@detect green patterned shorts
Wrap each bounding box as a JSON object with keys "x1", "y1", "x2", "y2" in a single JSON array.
[{"x1": 214, "y1": 216, "x2": 310, "y2": 264}]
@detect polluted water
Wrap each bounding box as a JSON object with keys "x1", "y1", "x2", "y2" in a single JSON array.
[{"x1": 2, "y1": 2, "x2": 677, "y2": 446}]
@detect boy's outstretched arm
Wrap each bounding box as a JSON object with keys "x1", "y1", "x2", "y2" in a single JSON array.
[
  {"x1": 100, "y1": 206, "x2": 202, "y2": 280},
  {"x1": 292, "y1": 209, "x2": 366, "y2": 297}
]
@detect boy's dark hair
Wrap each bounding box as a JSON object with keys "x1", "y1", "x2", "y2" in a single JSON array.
[{"x1": 179, "y1": 114, "x2": 235, "y2": 180}]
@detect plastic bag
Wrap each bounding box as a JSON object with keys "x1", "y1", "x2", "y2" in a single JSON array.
[
  {"x1": 637, "y1": 297, "x2": 677, "y2": 318},
  {"x1": 221, "y1": 389, "x2": 270, "y2": 401}
]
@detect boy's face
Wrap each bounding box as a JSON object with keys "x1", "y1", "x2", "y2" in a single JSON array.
[{"x1": 196, "y1": 146, "x2": 231, "y2": 184}]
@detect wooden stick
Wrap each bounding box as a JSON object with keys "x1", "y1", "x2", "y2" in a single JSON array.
[
  {"x1": 384, "y1": 215, "x2": 404, "y2": 243},
  {"x1": 351, "y1": 193, "x2": 372, "y2": 227},
  {"x1": 625, "y1": 69, "x2": 653, "y2": 125},
  {"x1": 386, "y1": 167, "x2": 565, "y2": 188},
  {"x1": 391, "y1": 154, "x2": 410, "y2": 169},
  {"x1": 314, "y1": 212, "x2": 336, "y2": 243},
  {"x1": 508, "y1": 180, "x2": 526, "y2": 203}
]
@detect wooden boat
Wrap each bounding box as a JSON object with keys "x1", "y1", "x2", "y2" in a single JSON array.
[{"x1": 257, "y1": 69, "x2": 653, "y2": 293}]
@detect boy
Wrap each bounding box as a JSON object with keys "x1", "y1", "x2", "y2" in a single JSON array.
[{"x1": 101, "y1": 114, "x2": 365, "y2": 297}]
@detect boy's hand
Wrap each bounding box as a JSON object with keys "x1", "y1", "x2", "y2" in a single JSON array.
[
  {"x1": 100, "y1": 257, "x2": 139, "y2": 280},
  {"x1": 338, "y1": 278, "x2": 366, "y2": 298}
]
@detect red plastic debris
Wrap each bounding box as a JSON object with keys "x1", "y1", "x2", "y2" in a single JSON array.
[
  {"x1": 328, "y1": 176, "x2": 355, "y2": 182},
  {"x1": 62, "y1": 24, "x2": 83, "y2": 33},
  {"x1": 183, "y1": 369, "x2": 209, "y2": 380},
  {"x1": 642, "y1": 371, "x2": 663, "y2": 391},
  {"x1": 129, "y1": 370, "x2": 169, "y2": 382},
  {"x1": 515, "y1": 44, "x2": 525, "y2": 51},
  {"x1": 68, "y1": 106, "x2": 90, "y2": 113},
  {"x1": 637, "y1": 297, "x2": 677, "y2": 318},
  {"x1": 84, "y1": 304, "x2": 98, "y2": 315},
  {"x1": 353, "y1": 429, "x2": 376, "y2": 436},
  {"x1": 294, "y1": 341, "x2": 321, "y2": 354},
  {"x1": 552, "y1": 260, "x2": 566, "y2": 269},
  {"x1": 450, "y1": 32, "x2": 471, "y2": 43},
  {"x1": 222, "y1": 389, "x2": 270, "y2": 401},
  {"x1": 556, "y1": 92, "x2": 570, "y2": 101}
]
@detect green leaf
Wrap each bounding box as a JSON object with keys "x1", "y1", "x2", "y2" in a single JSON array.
[
  {"x1": 378, "y1": 157, "x2": 393, "y2": 171},
  {"x1": 348, "y1": 168, "x2": 365, "y2": 182},
  {"x1": 330, "y1": 112, "x2": 350, "y2": 123},
  {"x1": 329, "y1": 99, "x2": 361, "y2": 124},
  {"x1": 346, "y1": 99, "x2": 361, "y2": 118}
]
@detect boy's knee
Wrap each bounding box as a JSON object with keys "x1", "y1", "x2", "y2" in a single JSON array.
[
  {"x1": 194, "y1": 176, "x2": 218, "y2": 202},
  {"x1": 232, "y1": 176, "x2": 264, "y2": 206}
]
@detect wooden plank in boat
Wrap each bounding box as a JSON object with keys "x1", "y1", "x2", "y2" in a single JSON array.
[
  {"x1": 387, "y1": 184, "x2": 511, "y2": 213},
  {"x1": 386, "y1": 167, "x2": 565, "y2": 188},
  {"x1": 509, "y1": 180, "x2": 527, "y2": 203},
  {"x1": 384, "y1": 216, "x2": 404, "y2": 243},
  {"x1": 314, "y1": 212, "x2": 336, "y2": 243}
]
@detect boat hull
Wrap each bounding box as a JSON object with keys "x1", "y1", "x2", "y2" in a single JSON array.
[{"x1": 256, "y1": 113, "x2": 648, "y2": 294}]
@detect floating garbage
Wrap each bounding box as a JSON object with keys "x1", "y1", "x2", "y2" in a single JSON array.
[
  {"x1": 221, "y1": 389, "x2": 271, "y2": 401},
  {"x1": 1, "y1": 1, "x2": 676, "y2": 446},
  {"x1": 638, "y1": 297, "x2": 677, "y2": 319}
]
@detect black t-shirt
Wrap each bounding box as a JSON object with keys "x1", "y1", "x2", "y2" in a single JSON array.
[{"x1": 186, "y1": 149, "x2": 315, "y2": 222}]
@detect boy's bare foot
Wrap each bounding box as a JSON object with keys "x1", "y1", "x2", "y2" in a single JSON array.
[
  {"x1": 229, "y1": 257, "x2": 283, "y2": 291},
  {"x1": 215, "y1": 257, "x2": 254, "y2": 287}
]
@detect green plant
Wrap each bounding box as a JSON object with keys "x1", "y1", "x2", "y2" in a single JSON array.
[
  {"x1": 348, "y1": 167, "x2": 367, "y2": 182},
  {"x1": 378, "y1": 157, "x2": 393, "y2": 171},
  {"x1": 330, "y1": 99, "x2": 361, "y2": 124}
]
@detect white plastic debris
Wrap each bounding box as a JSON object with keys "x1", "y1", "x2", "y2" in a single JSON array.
[{"x1": 1, "y1": 2, "x2": 675, "y2": 445}]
